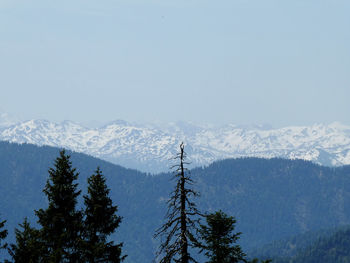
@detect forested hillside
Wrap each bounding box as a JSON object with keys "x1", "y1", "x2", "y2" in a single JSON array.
[
  {"x1": 1, "y1": 141, "x2": 350, "y2": 262},
  {"x1": 255, "y1": 226, "x2": 350, "y2": 263},
  {"x1": 287, "y1": 227, "x2": 350, "y2": 263},
  {"x1": 249, "y1": 225, "x2": 350, "y2": 261}
]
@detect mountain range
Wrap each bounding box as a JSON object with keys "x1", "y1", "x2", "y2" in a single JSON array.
[
  {"x1": 2, "y1": 141, "x2": 350, "y2": 262},
  {"x1": 1, "y1": 114, "x2": 350, "y2": 173}
]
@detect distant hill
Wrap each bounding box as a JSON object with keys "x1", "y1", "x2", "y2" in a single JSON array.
[
  {"x1": 1, "y1": 118, "x2": 350, "y2": 172},
  {"x1": 254, "y1": 225, "x2": 350, "y2": 263},
  {"x1": 0, "y1": 141, "x2": 152, "y2": 262},
  {"x1": 1, "y1": 141, "x2": 350, "y2": 262},
  {"x1": 287, "y1": 227, "x2": 350, "y2": 263},
  {"x1": 249, "y1": 225, "x2": 350, "y2": 261}
]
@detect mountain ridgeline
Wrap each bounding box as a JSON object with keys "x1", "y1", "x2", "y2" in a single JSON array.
[
  {"x1": 1, "y1": 118, "x2": 350, "y2": 173},
  {"x1": 1, "y1": 141, "x2": 350, "y2": 262}
]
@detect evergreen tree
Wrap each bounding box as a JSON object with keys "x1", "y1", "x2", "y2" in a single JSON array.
[
  {"x1": 154, "y1": 143, "x2": 202, "y2": 263},
  {"x1": 0, "y1": 217, "x2": 7, "y2": 250},
  {"x1": 8, "y1": 218, "x2": 42, "y2": 263},
  {"x1": 35, "y1": 150, "x2": 82, "y2": 262},
  {"x1": 195, "y1": 210, "x2": 246, "y2": 263},
  {"x1": 82, "y1": 167, "x2": 125, "y2": 263}
]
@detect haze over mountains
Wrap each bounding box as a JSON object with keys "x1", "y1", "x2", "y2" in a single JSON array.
[{"x1": 0, "y1": 113, "x2": 350, "y2": 173}]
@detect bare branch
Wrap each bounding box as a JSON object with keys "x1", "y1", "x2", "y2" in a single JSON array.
[{"x1": 154, "y1": 143, "x2": 204, "y2": 263}]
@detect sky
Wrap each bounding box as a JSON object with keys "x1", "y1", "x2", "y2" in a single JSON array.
[{"x1": 0, "y1": 0, "x2": 349, "y2": 127}]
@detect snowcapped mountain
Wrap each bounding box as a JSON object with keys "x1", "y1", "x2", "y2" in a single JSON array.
[
  {"x1": 0, "y1": 112, "x2": 21, "y2": 128},
  {"x1": 0, "y1": 116, "x2": 349, "y2": 173}
]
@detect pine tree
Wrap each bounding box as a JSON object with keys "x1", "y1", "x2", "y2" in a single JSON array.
[
  {"x1": 35, "y1": 150, "x2": 82, "y2": 262},
  {"x1": 8, "y1": 218, "x2": 42, "y2": 263},
  {"x1": 0, "y1": 217, "x2": 7, "y2": 250},
  {"x1": 195, "y1": 210, "x2": 246, "y2": 263},
  {"x1": 154, "y1": 143, "x2": 202, "y2": 263},
  {"x1": 82, "y1": 167, "x2": 125, "y2": 263}
]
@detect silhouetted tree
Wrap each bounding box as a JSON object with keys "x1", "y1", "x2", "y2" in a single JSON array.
[
  {"x1": 195, "y1": 210, "x2": 246, "y2": 263},
  {"x1": 82, "y1": 167, "x2": 125, "y2": 262},
  {"x1": 155, "y1": 143, "x2": 202, "y2": 263},
  {"x1": 8, "y1": 218, "x2": 42, "y2": 263},
  {"x1": 35, "y1": 150, "x2": 83, "y2": 262},
  {"x1": 0, "y1": 217, "x2": 7, "y2": 250}
]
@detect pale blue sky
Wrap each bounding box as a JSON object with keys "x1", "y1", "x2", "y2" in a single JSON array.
[{"x1": 0, "y1": 0, "x2": 349, "y2": 127}]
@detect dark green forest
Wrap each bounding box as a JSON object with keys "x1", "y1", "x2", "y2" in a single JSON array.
[
  {"x1": 1, "y1": 141, "x2": 350, "y2": 262},
  {"x1": 252, "y1": 225, "x2": 350, "y2": 263},
  {"x1": 286, "y1": 227, "x2": 350, "y2": 263}
]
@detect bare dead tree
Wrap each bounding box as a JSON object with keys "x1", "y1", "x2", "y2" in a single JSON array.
[{"x1": 154, "y1": 143, "x2": 203, "y2": 263}]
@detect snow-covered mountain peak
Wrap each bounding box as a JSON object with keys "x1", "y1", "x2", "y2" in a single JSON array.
[
  {"x1": 102, "y1": 119, "x2": 133, "y2": 128},
  {"x1": 0, "y1": 116, "x2": 350, "y2": 173},
  {"x1": 0, "y1": 112, "x2": 21, "y2": 128},
  {"x1": 327, "y1": 121, "x2": 350, "y2": 131}
]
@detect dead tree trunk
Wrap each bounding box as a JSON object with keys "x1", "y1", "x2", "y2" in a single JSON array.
[{"x1": 154, "y1": 143, "x2": 202, "y2": 263}]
